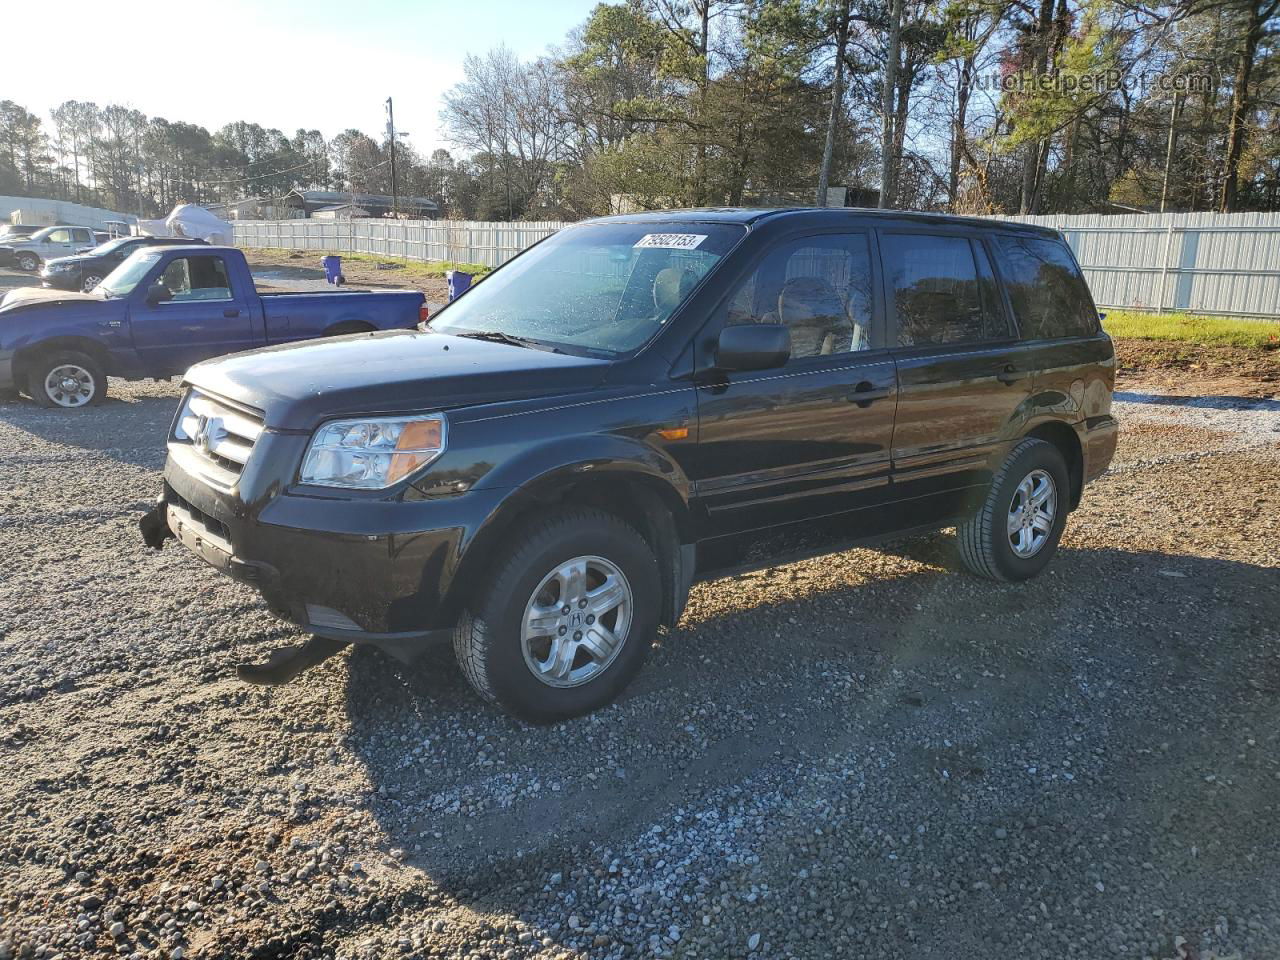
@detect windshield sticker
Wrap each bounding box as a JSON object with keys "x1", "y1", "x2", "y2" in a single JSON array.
[{"x1": 634, "y1": 233, "x2": 708, "y2": 250}]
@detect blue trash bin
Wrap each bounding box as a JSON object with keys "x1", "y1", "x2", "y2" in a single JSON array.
[
  {"x1": 322, "y1": 255, "x2": 344, "y2": 285},
  {"x1": 447, "y1": 269, "x2": 473, "y2": 301}
]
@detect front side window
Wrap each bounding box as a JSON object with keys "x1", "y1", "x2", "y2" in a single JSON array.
[
  {"x1": 994, "y1": 235, "x2": 1098, "y2": 339},
  {"x1": 882, "y1": 233, "x2": 1005, "y2": 346},
  {"x1": 158, "y1": 256, "x2": 232, "y2": 301},
  {"x1": 722, "y1": 234, "x2": 875, "y2": 359},
  {"x1": 46, "y1": 229, "x2": 71, "y2": 244},
  {"x1": 429, "y1": 222, "x2": 743, "y2": 356}
]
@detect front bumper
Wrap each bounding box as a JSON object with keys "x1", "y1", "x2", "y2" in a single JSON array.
[
  {"x1": 152, "y1": 438, "x2": 506, "y2": 659},
  {"x1": 40, "y1": 270, "x2": 80, "y2": 290}
]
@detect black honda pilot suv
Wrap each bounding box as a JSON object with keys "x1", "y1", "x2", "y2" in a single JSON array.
[{"x1": 141, "y1": 208, "x2": 1117, "y2": 721}]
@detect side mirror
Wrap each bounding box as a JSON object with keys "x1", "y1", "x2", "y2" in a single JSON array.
[
  {"x1": 715, "y1": 323, "x2": 791, "y2": 372},
  {"x1": 145, "y1": 283, "x2": 173, "y2": 306}
]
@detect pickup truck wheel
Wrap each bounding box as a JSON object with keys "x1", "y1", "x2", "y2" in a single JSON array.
[
  {"x1": 956, "y1": 437, "x2": 1069, "y2": 582},
  {"x1": 26, "y1": 351, "x2": 106, "y2": 409},
  {"x1": 16, "y1": 252, "x2": 39, "y2": 272},
  {"x1": 81, "y1": 274, "x2": 103, "y2": 292},
  {"x1": 453, "y1": 508, "x2": 660, "y2": 722}
]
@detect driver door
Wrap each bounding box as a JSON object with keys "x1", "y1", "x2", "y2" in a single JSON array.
[
  {"x1": 127, "y1": 254, "x2": 257, "y2": 375},
  {"x1": 689, "y1": 231, "x2": 899, "y2": 538}
]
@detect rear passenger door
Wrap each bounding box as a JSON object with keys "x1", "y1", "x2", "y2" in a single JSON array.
[
  {"x1": 691, "y1": 231, "x2": 899, "y2": 537},
  {"x1": 128, "y1": 254, "x2": 257, "y2": 375},
  {"x1": 881, "y1": 231, "x2": 1037, "y2": 510}
]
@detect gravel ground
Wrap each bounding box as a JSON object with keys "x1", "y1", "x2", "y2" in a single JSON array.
[{"x1": 1, "y1": 365, "x2": 1278, "y2": 960}]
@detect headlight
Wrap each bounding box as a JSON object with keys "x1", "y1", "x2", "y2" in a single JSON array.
[
  {"x1": 46, "y1": 261, "x2": 72, "y2": 272},
  {"x1": 299, "y1": 414, "x2": 446, "y2": 489}
]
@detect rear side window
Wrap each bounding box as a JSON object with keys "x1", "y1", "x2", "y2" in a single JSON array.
[
  {"x1": 881, "y1": 234, "x2": 1006, "y2": 346},
  {"x1": 994, "y1": 235, "x2": 1098, "y2": 339}
]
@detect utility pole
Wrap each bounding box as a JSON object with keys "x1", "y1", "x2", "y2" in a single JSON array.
[
  {"x1": 1160, "y1": 92, "x2": 1183, "y2": 213},
  {"x1": 385, "y1": 96, "x2": 398, "y2": 217}
]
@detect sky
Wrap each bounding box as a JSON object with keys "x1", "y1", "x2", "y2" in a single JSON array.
[{"x1": 5, "y1": 0, "x2": 596, "y2": 156}]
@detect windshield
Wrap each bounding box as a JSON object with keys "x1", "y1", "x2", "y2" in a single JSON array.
[
  {"x1": 89, "y1": 236, "x2": 135, "y2": 256},
  {"x1": 100, "y1": 250, "x2": 163, "y2": 298},
  {"x1": 429, "y1": 222, "x2": 744, "y2": 355}
]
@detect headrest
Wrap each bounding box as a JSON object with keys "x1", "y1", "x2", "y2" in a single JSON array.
[
  {"x1": 653, "y1": 267, "x2": 698, "y2": 313},
  {"x1": 777, "y1": 276, "x2": 846, "y2": 327}
]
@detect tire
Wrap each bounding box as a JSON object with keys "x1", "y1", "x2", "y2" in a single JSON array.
[
  {"x1": 16, "y1": 252, "x2": 39, "y2": 272},
  {"x1": 81, "y1": 274, "x2": 103, "y2": 292},
  {"x1": 453, "y1": 507, "x2": 661, "y2": 722},
  {"x1": 25, "y1": 350, "x2": 107, "y2": 409},
  {"x1": 956, "y1": 437, "x2": 1069, "y2": 582}
]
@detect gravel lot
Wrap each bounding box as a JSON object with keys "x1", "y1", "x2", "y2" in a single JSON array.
[{"x1": 1, "y1": 326, "x2": 1278, "y2": 959}]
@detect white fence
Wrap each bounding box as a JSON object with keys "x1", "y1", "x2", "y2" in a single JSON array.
[
  {"x1": 234, "y1": 211, "x2": 1280, "y2": 318},
  {"x1": 232, "y1": 218, "x2": 569, "y2": 269}
]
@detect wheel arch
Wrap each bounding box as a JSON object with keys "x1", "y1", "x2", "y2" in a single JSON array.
[
  {"x1": 13, "y1": 336, "x2": 113, "y2": 387},
  {"x1": 447, "y1": 467, "x2": 693, "y2": 631},
  {"x1": 1024, "y1": 419, "x2": 1084, "y2": 509},
  {"x1": 323, "y1": 318, "x2": 375, "y2": 336}
]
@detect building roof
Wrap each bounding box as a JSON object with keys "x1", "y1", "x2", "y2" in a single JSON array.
[{"x1": 285, "y1": 189, "x2": 438, "y2": 212}]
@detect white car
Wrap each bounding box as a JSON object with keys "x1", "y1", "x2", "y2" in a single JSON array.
[{"x1": 2, "y1": 225, "x2": 97, "y2": 272}]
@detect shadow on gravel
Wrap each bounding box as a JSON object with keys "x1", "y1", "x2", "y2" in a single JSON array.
[
  {"x1": 1114, "y1": 390, "x2": 1280, "y2": 411},
  {"x1": 0, "y1": 390, "x2": 180, "y2": 470},
  {"x1": 338, "y1": 539, "x2": 1280, "y2": 931}
]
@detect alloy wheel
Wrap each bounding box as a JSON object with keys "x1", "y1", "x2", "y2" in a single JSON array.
[
  {"x1": 521, "y1": 555, "x2": 633, "y2": 688},
  {"x1": 43, "y1": 364, "x2": 97, "y2": 408},
  {"x1": 1007, "y1": 468, "x2": 1057, "y2": 558}
]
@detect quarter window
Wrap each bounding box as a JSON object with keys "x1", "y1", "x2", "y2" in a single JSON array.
[
  {"x1": 158, "y1": 256, "x2": 233, "y2": 302},
  {"x1": 723, "y1": 234, "x2": 875, "y2": 359},
  {"x1": 882, "y1": 233, "x2": 1005, "y2": 346},
  {"x1": 994, "y1": 235, "x2": 1098, "y2": 339}
]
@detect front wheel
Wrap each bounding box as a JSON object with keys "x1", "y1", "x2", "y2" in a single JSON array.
[
  {"x1": 16, "y1": 252, "x2": 39, "y2": 272},
  {"x1": 26, "y1": 350, "x2": 107, "y2": 409},
  {"x1": 453, "y1": 508, "x2": 661, "y2": 722},
  {"x1": 81, "y1": 273, "x2": 104, "y2": 292},
  {"x1": 956, "y1": 437, "x2": 1069, "y2": 582}
]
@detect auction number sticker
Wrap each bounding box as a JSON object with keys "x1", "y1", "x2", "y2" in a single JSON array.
[{"x1": 634, "y1": 233, "x2": 708, "y2": 250}]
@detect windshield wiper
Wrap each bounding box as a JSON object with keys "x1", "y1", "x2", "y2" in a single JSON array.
[{"x1": 452, "y1": 330, "x2": 560, "y2": 352}]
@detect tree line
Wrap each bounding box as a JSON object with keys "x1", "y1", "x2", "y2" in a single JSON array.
[{"x1": 2, "y1": 0, "x2": 1276, "y2": 221}]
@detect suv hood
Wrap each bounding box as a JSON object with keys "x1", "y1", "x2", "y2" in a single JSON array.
[
  {"x1": 0, "y1": 286, "x2": 104, "y2": 312},
  {"x1": 187, "y1": 329, "x2": 612, "y2": 430}
]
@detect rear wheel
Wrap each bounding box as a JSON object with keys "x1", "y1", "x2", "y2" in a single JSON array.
[
  {"x1": 453, "y1": 508, "x2": 661, "y2": 722},
  {"x1": 25, "y1": 350, "x2": 106, "y2": 409},
  {"x1": 16, "y1": 252, "x2": 39, "y2": 272},
  {"x1": 956, "y1": 437, "x2": 1069, "y2": 581}
]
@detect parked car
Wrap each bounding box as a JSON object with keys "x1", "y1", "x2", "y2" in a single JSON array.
[
  {"x1": 0, "y1": 224, "x2": 97, "y2": 271},
  {"x1": 0, "y1": 245, "x2": 425, "y2": 407},
  {"x1": 139, "y1": 208, "x2": 1118, "y2": 721},
  {"x1": 41, "y1": 236, "x2": 210, "y2": 292}
]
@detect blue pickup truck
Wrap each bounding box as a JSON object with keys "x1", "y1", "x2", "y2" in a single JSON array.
[{"x1": 0, "y1": 245, "x2": 426, "y2": 408}]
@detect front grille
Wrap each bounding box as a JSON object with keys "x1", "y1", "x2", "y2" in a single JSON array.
[{"x1": 173, "y1": 390, "x2": 264, "y2": 480}]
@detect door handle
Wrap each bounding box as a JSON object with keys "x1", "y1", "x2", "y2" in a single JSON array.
[
  {"x1": 996, "y1": 364, "x2": 1027, "y2": 385},
  {"x1": 224, "y1": 308, "x2": 241, "y2": 318},
  {"x1": 848, "y1": 381, "x2": 892, "y2": 407}
]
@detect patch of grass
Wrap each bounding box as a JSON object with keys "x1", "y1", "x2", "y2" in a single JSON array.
[
  {"x1": 1103, "y1": 309, "x2": 1280, "y2": 349},
  {"x1": 337, "y1": 252, "x2": 491, "y2": 278}
]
